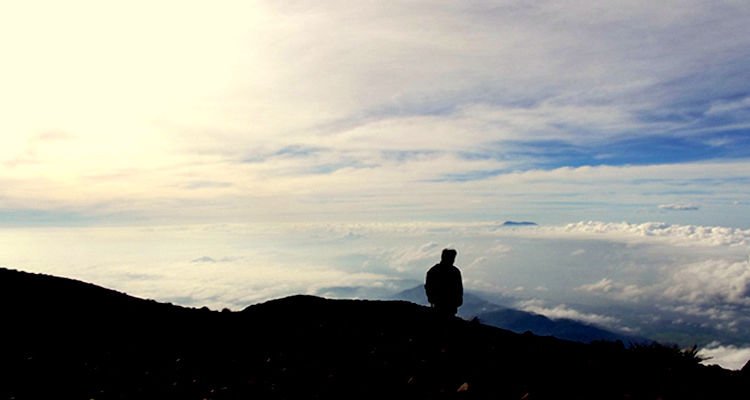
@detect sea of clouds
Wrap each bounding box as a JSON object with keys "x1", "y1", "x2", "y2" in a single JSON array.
[{"x1": 3, "y1": 219, "x2": 750, "y2": 369}]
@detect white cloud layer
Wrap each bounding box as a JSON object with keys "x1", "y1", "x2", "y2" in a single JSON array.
[
  {"x1": 699, "y1": 342, "x2": 750, "y2": 370},
  {"x1": 517, "y1": 299, "x2": 620, "y2": 327},
  {"x1": 547, "y1": 221, "x2": 750, "y2": 247},
  {"x1": 664, "y1": 259, "x2": 750, "y2": 306},
  {"x1": 576, "y1": 278, "x2": 646, "y2": 301}
]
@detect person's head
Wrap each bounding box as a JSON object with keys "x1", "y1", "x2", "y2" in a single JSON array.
[{"x1": 441, "y1": 248, "x2": 457, "y2": 265}]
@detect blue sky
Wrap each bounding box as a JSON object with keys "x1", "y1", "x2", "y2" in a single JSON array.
[
  {"x1": 1, "y1": 0, "x2": 749, "y2": 227},
  {"x1": 2, "y1": 1, "x2": 750, "y2": 369}
]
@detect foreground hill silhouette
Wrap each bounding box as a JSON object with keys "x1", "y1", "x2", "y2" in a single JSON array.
[{"x1": 1, "y1": 268, "x2": 749, "y2": 399}]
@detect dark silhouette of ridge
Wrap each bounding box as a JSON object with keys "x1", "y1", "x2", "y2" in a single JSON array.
[{"x1": 1, "y1": 267, "x2": 748, "y2": 399}]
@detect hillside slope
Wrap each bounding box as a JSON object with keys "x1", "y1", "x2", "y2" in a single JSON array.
[{"x1": 1, "y1": 267, "x2": 748, "y2": 399}]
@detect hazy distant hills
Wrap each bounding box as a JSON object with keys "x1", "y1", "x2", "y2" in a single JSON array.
[
  {"x1": 393, "y1": 286, "x2": 646, "y2": 344},
  {"x1": 1, "y1": 267, "x2": 748, "y2": 399}
]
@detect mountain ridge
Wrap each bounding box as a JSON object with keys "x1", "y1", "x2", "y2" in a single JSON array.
[{"x1": 1, "y1": 267, "x2": 748, "y2": 399}]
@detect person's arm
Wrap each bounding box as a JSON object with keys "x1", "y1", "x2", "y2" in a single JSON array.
[
  {"x1": 424, "y1": 269, "x2": 434, "y2": 304},
  {"x1": 456, "y1": 269, "x2": 463, "y2": 307}
]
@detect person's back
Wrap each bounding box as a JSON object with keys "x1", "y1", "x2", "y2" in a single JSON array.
[{"x1": 425, "y1": 249, "x2": 463, "y2": 316}]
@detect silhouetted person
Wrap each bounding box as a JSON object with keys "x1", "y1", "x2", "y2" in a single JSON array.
[{"x1": 425, "y1": 248, "x2": 463, "y2": 316}]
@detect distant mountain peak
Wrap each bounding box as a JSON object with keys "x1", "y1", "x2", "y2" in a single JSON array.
[{"x1": 502, "y1": 220, "x2": 538, "y2": 226}]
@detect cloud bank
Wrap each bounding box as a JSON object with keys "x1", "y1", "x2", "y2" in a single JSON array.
[
  {"x1": 699, "y1": 343, "x2": 750, "y2": 370},
  {"x1": 546, "y1": 221, "x2": 750, "y2": 247},
  {"x1": 517, "y1": 298, "x2": 620, "y2": 327}
]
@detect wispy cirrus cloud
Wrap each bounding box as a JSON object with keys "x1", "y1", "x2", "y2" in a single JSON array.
[{"x1": 1, "y1": 1, "x2": 749, "y2": 226}]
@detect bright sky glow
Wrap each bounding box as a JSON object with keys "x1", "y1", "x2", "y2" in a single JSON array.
[
  {"x1": 2, "y1": 1, "x2": 749, "y2": 226},
  {"x1": 2, "y1": 1, "x2": 750, "y2": 369}
]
